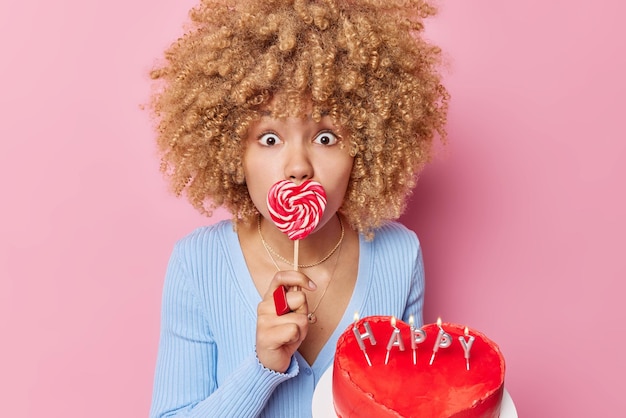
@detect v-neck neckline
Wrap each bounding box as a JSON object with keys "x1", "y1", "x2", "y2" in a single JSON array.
[{"x1": 222, "y1": 220, "x2": 374, "y2": 374}]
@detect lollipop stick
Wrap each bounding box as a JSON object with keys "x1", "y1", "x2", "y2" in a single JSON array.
[{"x1": 293, "y1": 240, "x2": 301, "y2": 291}]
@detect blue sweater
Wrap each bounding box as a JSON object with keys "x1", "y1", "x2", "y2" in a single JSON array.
[{"x1": 150, "y1": 220, "x2": 424, "y2": 417}]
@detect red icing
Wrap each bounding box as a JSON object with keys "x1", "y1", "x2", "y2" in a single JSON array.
[{"x1": 333, "y1": 316, "x2": 505, "y2": 418}]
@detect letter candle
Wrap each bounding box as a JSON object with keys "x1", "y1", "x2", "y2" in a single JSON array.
[
  {"x1": 384, "y1": 316, "x2": 405, "y2": 365},
  {"x1": 458, "y1": 326, "x2": 475, "y2": 371},
  {"x1": 429, "y1": 317, "x2": 452, "y2": 365},
  {"x1": 409, "y1": 315, "x2": 427, "y2": 365},
  {"x1": 352, "y1": 312, "x2": 376, "y2": 366}
]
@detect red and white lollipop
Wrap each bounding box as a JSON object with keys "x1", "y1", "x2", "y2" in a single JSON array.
[
  {"x1": 267, "y1": 179, "x2": 327, "y2": 241},
  {"x1": 267, "y1": 179, "x2": 327, "y2": 316}
]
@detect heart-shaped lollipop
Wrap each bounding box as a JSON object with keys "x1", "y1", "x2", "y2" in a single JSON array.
[
  {"x1": 266, "y1": 180, "x2": 327, "y2": 241},
  {"x1": 267, "y1": 179, "x2": 327, "y2": 316}
]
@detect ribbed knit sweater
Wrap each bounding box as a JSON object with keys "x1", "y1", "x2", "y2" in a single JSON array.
[{"x1": 150, "y1": 220, "x2": 424, "y2": 417}]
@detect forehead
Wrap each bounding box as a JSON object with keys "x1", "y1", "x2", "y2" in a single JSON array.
[
  {"x1": 242, "y1": 94, "x2": 343, "y2": 139},
  {"x1": 248, "y1": 112, "x2": 338, "y2": 131}
]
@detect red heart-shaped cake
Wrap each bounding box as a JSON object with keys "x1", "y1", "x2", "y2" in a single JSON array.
[{"x1": 333, "y1": 316, "x2": 505, "y2": 417}]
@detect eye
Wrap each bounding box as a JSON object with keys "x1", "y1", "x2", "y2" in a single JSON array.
[
  {"x1": 258, "y1": 132, "x2": 282, "y2": 146},
  {"x1": 314, "y1": 131, "x2": 338, "y2": 146}
]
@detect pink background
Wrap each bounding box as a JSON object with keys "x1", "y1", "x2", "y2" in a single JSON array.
[{"x1": 1, "y1": 0, "x2": 624, "y2": 416}]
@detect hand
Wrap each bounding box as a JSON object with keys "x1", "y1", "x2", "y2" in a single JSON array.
[{"x1": 256, "y1": 270, "x2": 317, "y2": 373}]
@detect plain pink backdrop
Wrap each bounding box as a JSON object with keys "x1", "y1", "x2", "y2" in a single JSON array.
[{"x1": 1, "y1": 0, "x2": 624, "y2": 416}]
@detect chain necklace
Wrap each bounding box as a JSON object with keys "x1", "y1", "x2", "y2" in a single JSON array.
[
  {"x1": 257, "y1": 214, "x2": 344, "y2": 269},
  {"x1": 258, "y1": 214, "x2": 344, "y2": 324},
  {"x1": 263, "y1": 240, "x2": 342, "y2": 324}
]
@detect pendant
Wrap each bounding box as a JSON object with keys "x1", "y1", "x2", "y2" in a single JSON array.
[{"x1": 308, "y1": 313, "x2": 317, "y2": 324}]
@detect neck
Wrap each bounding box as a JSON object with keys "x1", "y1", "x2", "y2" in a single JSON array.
[{"x1": 259, "y1": 213, "x2": 344, "y2": 268}]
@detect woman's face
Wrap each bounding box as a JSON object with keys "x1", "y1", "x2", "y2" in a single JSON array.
[{"x1": 243, "y1": 114, "x2": 354, "y2": 234}]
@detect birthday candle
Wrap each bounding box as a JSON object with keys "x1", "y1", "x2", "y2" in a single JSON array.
[
  {"x1": 458, "y1": 326, "x2": 475, "y2": 371},
  {"x1": 352, "y1": 312, "x2": 376, "y2": 366},
  {"x1": 385, "y1": 316, "x2": 405, "y2": 365},
  {"x1": 429, "y1": 317, "x2": 452, "y2": 365},
  {"x1": 409, "y1": 315, "x2": 427, "y2": 365}
]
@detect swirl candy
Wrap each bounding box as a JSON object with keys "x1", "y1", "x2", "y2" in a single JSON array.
[{"x1": 266, "y1": 180, "x2": 327, "y2": 241}]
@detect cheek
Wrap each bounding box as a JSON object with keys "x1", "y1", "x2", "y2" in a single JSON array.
[
  {"x1": 242, "y1": 159, "x2": 262, "y2": 202},
  {"x1": 337, "y1": 156, "x2": 354, "y2": 186},
  {"x1": 325, "y1": 160, "x2": 353, "y2": 203},
  {"x1": 244, "y1": 181, "x2": 270, "y2": 217}
]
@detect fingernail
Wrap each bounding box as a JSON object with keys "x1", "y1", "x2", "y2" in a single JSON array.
[{"x1": 308, "y1": 280, "x2": 317, "y2": 290}]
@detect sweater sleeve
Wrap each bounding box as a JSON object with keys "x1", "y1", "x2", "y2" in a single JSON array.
[
  {"x1": 402, "y1": 231, "x2": 425, "y2": 328},
  {"x1": 149, "y1": 245, "x2": 299, "y2": 418}
]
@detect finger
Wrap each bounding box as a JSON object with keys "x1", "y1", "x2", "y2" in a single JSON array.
[
  {"x1": 261, "y1": 316, "x2": 309, "y2": 347},
  {"x1": 257, "y1": 306, "x2": 309, "y2": 346},
  {"x1": 272, "y1": 323, "x2": 302, "y2": 346},
  {"x1": 264, "y1": 270, "x2": 316, "y2": 298},
  {"x1": 284, "y1": 290, "x2": 308, "y2": 314},
  {"x1": 268, "y1": 286, "x2": 309, "y2": 316},
  {"x1": 255, "y1": 319, "x2": 310, "y2": 372},
  {"x1": 273, "y1": 286, "x2": 290, "y2": 316},
  {"x1": 259, "y1": 288, "x2": 307, "y2": 313}
]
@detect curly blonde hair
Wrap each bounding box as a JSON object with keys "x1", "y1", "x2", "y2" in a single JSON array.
[{"x1": 150, "y1": 0, "x2": 448, "y2": 236}]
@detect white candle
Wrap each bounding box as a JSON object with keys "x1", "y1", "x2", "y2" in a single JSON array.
[
  {"x1": 458, "y1": 326, "x2": 475, "y2": 371},
  {"x1": 384, "y1": 316, "x2": 405, "y2": 365},
  {"x1": 352, "y1": 312, "x2": 376, "y2": 366},
  {"x1": 429, "y1": 317, "x2": 452, "y2": 365},
  {"x1": 409, "y1": 315, "x2": 427, "y2": 365}
]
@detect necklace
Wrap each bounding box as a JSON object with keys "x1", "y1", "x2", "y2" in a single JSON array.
[
  {"x1": 258, "y1": 214, "x2": 344, "y2": 324},
  {"x1": 262, "y1": 235, "x2": 343, "y2": 324},
  {"x1": 307, "y1": 241, "x2": 342, "y2": 324},
  {"x1": 257, "y1": 214, "x2": 344, "y2": 269}
]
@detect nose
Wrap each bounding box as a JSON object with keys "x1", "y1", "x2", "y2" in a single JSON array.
[{"x1": 284, "y1": 143, "x2": 313, "y2": 184}]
